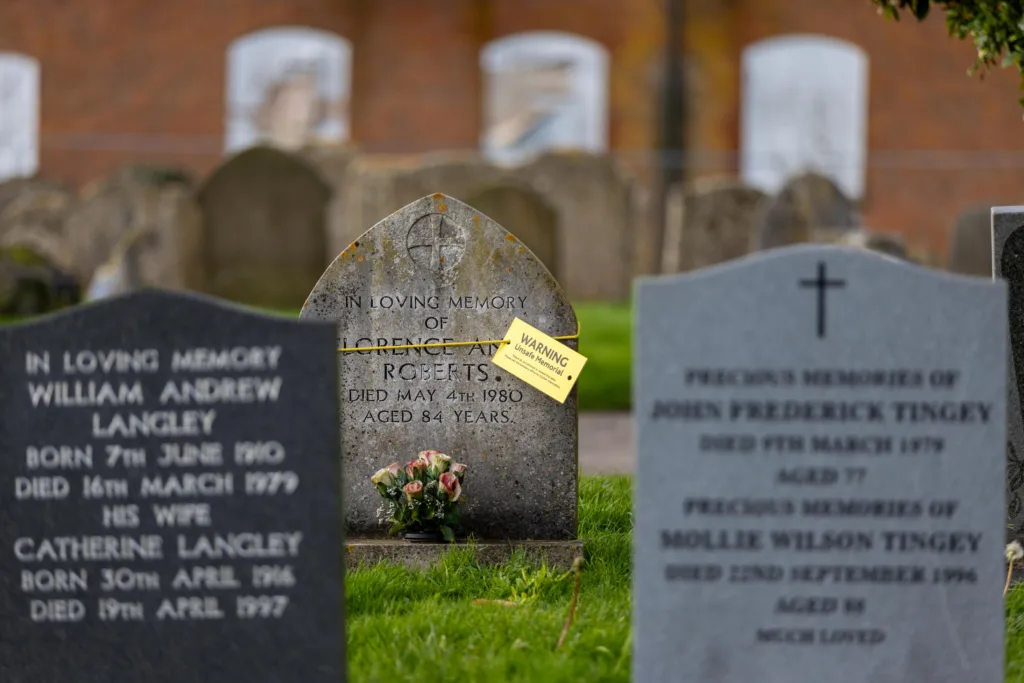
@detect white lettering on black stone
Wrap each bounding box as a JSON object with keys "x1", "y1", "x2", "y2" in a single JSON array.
[{"x1": 14, "y1": 341, "x2": 304, "y2": 626}]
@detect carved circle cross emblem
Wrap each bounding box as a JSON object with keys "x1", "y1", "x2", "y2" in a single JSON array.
[{"x1": 405, "y1": 212, "x2": 466, "y2": 272}]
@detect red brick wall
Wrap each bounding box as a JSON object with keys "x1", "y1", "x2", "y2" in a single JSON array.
[
  {"x1": 684, "y1": 0, "x2": 740, "y2": 171},
  {"x1": 2, "y1": 0, "x2": 1020, "y2": 257},
  {"x1": 0, "y1": 0, "x2": 355, "y2": 186},
  {"x1": 0, "y1": 0, "x2": 661, "y2": 187},
  {"x1": 350, "y1": 0, "x2": 483, "y2": 152},
  {"x1": 733, "y1": 0, "x2": 1024, "y2": 258},
  {"x1": 350, "y1": 0, "x2": 665, "y2": 170}
]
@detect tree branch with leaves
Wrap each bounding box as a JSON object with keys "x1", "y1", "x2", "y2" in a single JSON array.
[{"x1": 872, "y1": 0, "x2": 1024, "y2": 104}]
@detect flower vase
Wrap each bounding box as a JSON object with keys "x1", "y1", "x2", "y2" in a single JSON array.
[{"x1": 402, "y1": 530, "x2": 445, "y2": 543}]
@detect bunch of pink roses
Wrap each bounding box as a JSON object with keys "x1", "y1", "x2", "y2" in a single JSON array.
[{"x1": 371, "y1": 450, "x2": 468, "y2": 541}]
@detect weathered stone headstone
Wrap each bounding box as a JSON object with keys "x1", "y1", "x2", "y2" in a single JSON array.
[
  {"x1": 660, "y1": 183, "x2": 685, "y2": 274},
  {"x1": 463, "y1": 182, "x2": 559, "y2": 278},
  {"x1": 666, "y1": 178, "x2": 767, "y2": 272},
  {"x1": 85, "y1": 226, "x2": 156, "y2": 301},
  {"x1": 634, "y1": 245, "x2": 1006, "y2": 683},
  {"x1": 518, "y1": 151, "x2": 633, "y2": 301},
  {"x1": 0, "y1": 180, "x2": 78, "y2": 277},
  {"x1": 301, "y1": 193, "x2": 578, "y2": 540},
  {"x1": 949, "y1": 205, "x2": 994, "y2": 277},
  {"x1": 197, "y1": 146, "x2": 331, "y2": 308},
  {"x1": 300, "y1": 144, "x2": 359, "y2": 270},
  {"x1": 66, "y1": 165, "x2": 202, "y2": 293},
  {"x1": 753, "y1": 172, "x2": 860, "y2": 250},
  {"x1": 993, "y1": 207, "x2": 1024, "y2": 538},
  {"x1": 835, "y1": 228, "x2": 909, "y2": 261},
  {"x1": 0, "y1": 178, "x2": 74, "y2": 217},
  {"x1": 0, "y1": 290, "x2": 344, "y2": 682}
]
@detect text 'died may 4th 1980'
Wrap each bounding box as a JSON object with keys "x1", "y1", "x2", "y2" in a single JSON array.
[
  {"x1": 15, "y1": 346, "x2": 301, "y2": 625},
  {"x1": 650, "y1": 366, "x2": 989, "y2": 647}
]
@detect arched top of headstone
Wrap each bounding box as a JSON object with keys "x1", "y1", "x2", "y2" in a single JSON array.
[
  {"x1": 302, "y1": 192, "x2": 576, "y2": 332},
  {"x1": 385, "y1": 155, "x2": 505, "y2": 191},
  {"x1": 0, "y1": 182, "x2": 76, "y2": 270},
  {"x1": 466, "y1": 178, "x2": 556, "y2": 210},
  {"x1": 520, "y1": 150, "x2": 626, "y2": 182},
  {"x1": 0, "y1": 185, "x2": 75, "y2": 223},
  {"x1": 652, "y1": 243, "x2": 986, "y2": 291},
  {"x1": 0, "y1": 177, "x2": 71, "y2": 211},
  {"x1": 11, "y1": 287, "x2": 301, "y2": 329},
  {"x1": 298, "y1": 143, "x2": 360, "y2": 178},
  {"x1": 79, "y1": 165, "x2": 193, "y2": 202},
  {"x1": 197, "y1": 145, "x2": 331, "y2": 204},
  {"x1": 515, "y1": 152, "x2": 632, "y2": 207},
  {"x1": 686, "y1": 177, "x2": 767, "y2": 202},
  {"x1": 464, "y1": 180, "x2": 560, "y2": 274},
  {"x1": 835, "y1": 228, "x2": 909, "y2": 262},
  {"x1": 0, "y1": 230, "x2": 74, "y2": 274},
  {"x1": 753, "y1": 172, "x2": 860, "y2": 250},
  {"x1": 125, "y1": 164, "x2": 192, "y2": 186}
]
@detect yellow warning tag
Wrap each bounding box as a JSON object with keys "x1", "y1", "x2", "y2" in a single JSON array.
[{"x1": 491, "y1": 318, "x2": 587, "y2": 404}]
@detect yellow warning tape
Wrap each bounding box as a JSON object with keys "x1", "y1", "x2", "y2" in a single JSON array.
[{"x1": 337, "y1": 322, "x2": 580, "y2": 353}]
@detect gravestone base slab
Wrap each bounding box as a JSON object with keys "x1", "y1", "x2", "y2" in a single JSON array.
[{"x1": 346, "y1": 539, "x2": 584, "y2": 571}]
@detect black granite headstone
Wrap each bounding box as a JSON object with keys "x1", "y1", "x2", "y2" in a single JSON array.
[
  {"x1": 0, "y1": 290, "x2": 344, "y2": 682},
  {"x1": 994, "y1": 208, "x2": 1024, "y2": 541}
]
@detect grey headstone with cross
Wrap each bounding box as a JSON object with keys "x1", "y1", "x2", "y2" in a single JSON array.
[
  {"x1": 633, "y1": 245, "x2": 1006, "y2": 683},
  {"x1": 300, "y1": 193, "x2": 579, "y2": 540},
  {"x1": 797, "y1": 261, "x2": 846, "y2": 338}
]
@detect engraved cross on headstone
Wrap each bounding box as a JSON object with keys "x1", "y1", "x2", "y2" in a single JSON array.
[
  {"x1": 798, "y1": 261, "x2": 846, "y2": 339},
  {"x1": 406, "y1": 212, "x2": 465, "y2": 272}
]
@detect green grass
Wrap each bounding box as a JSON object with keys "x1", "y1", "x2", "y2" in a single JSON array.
[
  {"x1": 347, "y1": 475, "x2": 633, "y2": 683},
  {"x1": 1009, "y1": 585, "x2": 1024, "y2": 682},
  {"x1": 575, "y1": 303, "x2": 631, "y2": 413},
  {"x1": 350, "y1": 475, "x2": 1024, "y2": 682}
]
